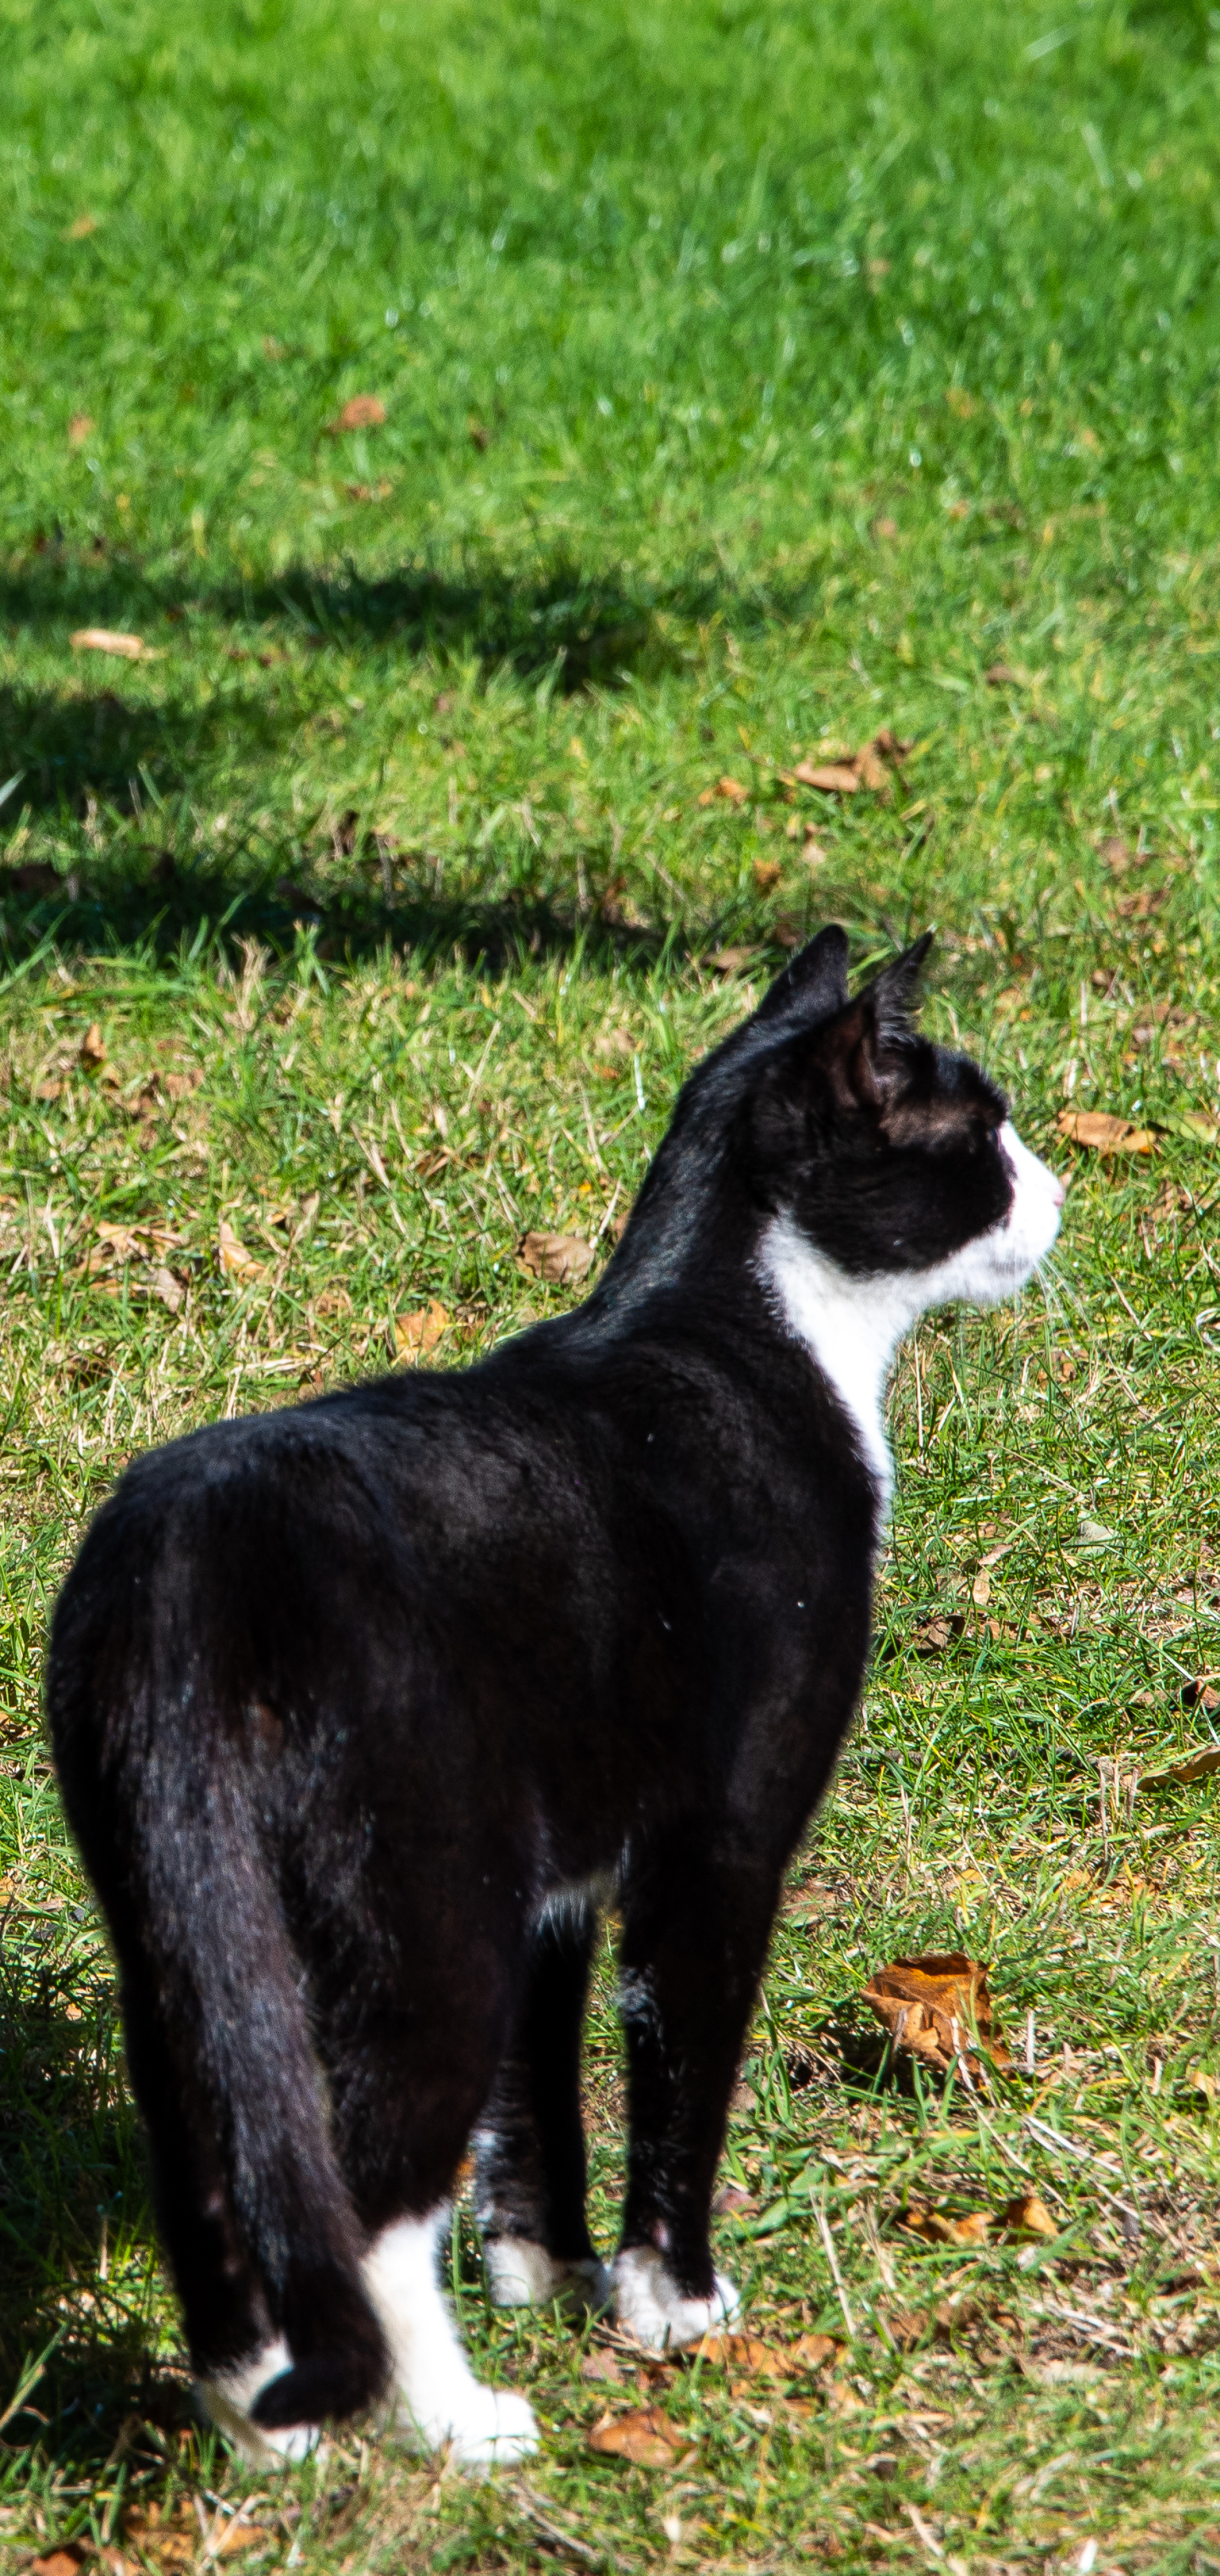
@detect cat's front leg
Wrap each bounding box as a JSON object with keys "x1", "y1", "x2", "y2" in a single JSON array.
[
  {"x1": 474, "y1": 1901, "x2": 612, "y2": 2315},
  {"x1": 612, "y1": 1836, "x2": 779, "y2": 2350}
]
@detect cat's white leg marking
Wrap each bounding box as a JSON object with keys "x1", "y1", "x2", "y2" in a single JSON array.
[
  {"x1": 613, "y1": 2246, "x2": 740, "y2": 2351},
  {"x1": 760, "y1": 1119, "x2": 1064, "y2": 1499},
  {"x1": 197, "y1": 2337, "x2": 320, "y2": 2466},
  {"x1": 363, "y1": 2208, "x2": 537, "y2": 2468},
  {"x1": 484, "y1": 2237, "x2": 613, "y2": 2312}
]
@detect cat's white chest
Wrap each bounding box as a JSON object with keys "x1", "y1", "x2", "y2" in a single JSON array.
[{"x1": 758, "y1": 1216, "x2": 901, "y2": 1500}]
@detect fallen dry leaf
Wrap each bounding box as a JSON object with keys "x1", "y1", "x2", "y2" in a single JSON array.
[
  {"x1": 151, "y1": 1266, "x2": 183, "y2": 1315},
  {"x1": 795, "y1": 760, "x2": 861, "y2": 794},
  {"x1": 713, "y1": 2182, "x2": 758, "y2": 2218},
  {"x1": 345, "y1": 479, "x2": 393, "y2": 502},
  {"x1": 1140, "y1": 1744, "x2": 1220, "y2": 1792},
  {"x1": 218, "y1": 1219, "x2": 263, "y2": 1282},
  {"x1": 985, "y1": 661, "x2": 1022, "y2": 687},
  {"x1": 693, "y1": 2333, "x2": 779, "y2": 2375},
  {"x1": 69, "y1": 414, "x2": 95, "y2": 447},
  {"x1": 79, "y1": 1022, "x2": 106, "y2": 1066},
  {"x1": 580, "y1": 2348, "x2": 626, "y2": 2386},
  {"x1": 519, "y1": 1230, "x2": 594, "y2": 1287},
  {"x1": 1183, "y1": 1674, "x2": 1220, "y2": 1713},
  {"x1": 873, "y1": 515, "x2": 899, "y2": 539},
  {"x1": 972, "y1": 1568, "x2": 991, "y2": 1608},
  {"x1": 326, "y1": 394, "x2": 386, "y2": 433},
  {"x1": 69, "y1": 627, "x2": 149, "y2": 661},
  {"x1": 999, "y1": 2193, "x2": 1056, "y2": 2241},
  {"x1": 862, "y1": 1951, "x2": 1012, "y2": 2077},
  {"x1": 791, "y1": 2331, "x2": 842, "y2": 2370},
  {"x1": 1057, "y1": 1108, "x2": 1156, "y2": 1155},
  {"x1": 707, "y1": 946, "x2": 756, "y2": 973},
  {"x1": 30, "y1": 2555, "x2": 87, "y2": 2576},
  {"x1": 588, "y1": 2405, "x2": 679, "y2": 2466},
  {"x1": 394, "y1": 1299, "x2": 450, "y2": 1363},
  {"x1": 902, "y1": 2205, "x2": 992, "y2": 2247},
  {"x1": 1116, "y1": 886, "x2": 1165, "y2": 922},
  {"x1": 64, "y1": 213, "x2": 97, "y2": 239},
  {"x1": 698, "y1": 775, "x2": 749, "y2": 807},
  {"x1": 752, "y1": 858, "x2": 781, "y2": 895}
]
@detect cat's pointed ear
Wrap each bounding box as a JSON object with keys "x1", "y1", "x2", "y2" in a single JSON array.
[
  {"x1": 755, "y1": 924, "x2": 850, "y2": 1026},
  {"x1": 866, "y1": 931, "x2": 934, "y2": 1035}
]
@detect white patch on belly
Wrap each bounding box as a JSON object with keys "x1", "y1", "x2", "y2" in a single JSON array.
[
  {"x1": 362, "y1": 2207, "x2": 537, "y2": 2469},
  {"x1": 758, "y1": 1119, "x2": 1063, "y2": 1499}
]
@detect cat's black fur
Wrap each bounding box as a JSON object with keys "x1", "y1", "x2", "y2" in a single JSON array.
[{"x1": 47, "y1": 926, "x2": 1023, "y2": 2442}]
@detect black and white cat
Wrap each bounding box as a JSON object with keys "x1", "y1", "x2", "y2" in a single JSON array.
[{"x1": 47, "y1": 926, "x2": 1062, "y2": 2468}]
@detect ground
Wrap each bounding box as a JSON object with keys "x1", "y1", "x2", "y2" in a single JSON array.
[{"x1": 2, "y1": 0, "x2": 1220, "y2": 2568}]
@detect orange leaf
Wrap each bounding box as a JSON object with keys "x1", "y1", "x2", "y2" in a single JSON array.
[
  {"x1": 218, "y1": 1219, "x2": 262, "y2": 1281},
  {"x1": 326, "y1": 394, "x2": 386, "y2": 433},
  {"x1": 1057, "y1": 1108, "x2": 1155, "y2": 1154},
  {"x1": 79, "y1": 1021, "x2": 106, "y2": 1066},
  {"x1": 794, "y1": 761, "x2": 860, "y2": 794},
  {"x1": 1000, "y1": 2193, "x2": 1056, "y2": 2241},
  {"x1": 394, "y1": 1298, "x2": 450, "y2": 1362},
  {"x1": 752, "y1": 859, "x2": 781, "y2": 895},
  {"x1": 69, "y1": 414, "x2": 95, "y2": 447},
  {"x1": 30, "y1": 2555, "x2": 87, "y2": 2576},
  {"x1": 861, "y1": 1951, "x2": 1012, "y2": 2076},
  {"x1": 69, "y1": 628, "x2": 151, "y2": 660},
  {"x1": 64, "y1": 213, "x2": 97, "y2": 239},
  {"x1": 588, "y1": 2405, "x2": 679, "y2": 2465},
  {"x1": 791, "y1": 2331, "x2": 841, "y2": 2370},
  {"x1": 518, "y1": 1231, "x2": 593, "y2": 1287},
  {"x1": 901, "y1": 2204, "x2": 992, "y2": 2246}
]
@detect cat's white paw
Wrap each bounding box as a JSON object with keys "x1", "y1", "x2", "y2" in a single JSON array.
[
  {"x1": 197, "y1": 2340, "x2": 322, "y2": 2467},
  {"x1": 613, "y1": 2246, "x2": 740, "y2": 2351},
  {"x1": 484, "y1": 2239, "x2": 613, "y2": 2315},
  {"x1": 402, "y1": 2380, "x2": 539, "y2": 2470}
]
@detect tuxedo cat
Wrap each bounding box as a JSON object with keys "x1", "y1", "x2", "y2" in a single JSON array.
[{"x1": 47, "y1": 926, "x2": 1062, "y2": 2468}]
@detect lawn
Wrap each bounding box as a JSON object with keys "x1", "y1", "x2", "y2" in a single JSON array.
[{"x1": 3, "y1": 0, "x2": 1220, "y2": 2568}]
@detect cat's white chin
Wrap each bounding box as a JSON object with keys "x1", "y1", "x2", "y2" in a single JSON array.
[
  {"x1": 613, "y1": 2246, "x2": 740, "y2": 2350},
  {"x1": 484, "y1": 2237, "x2": 613, "y2": 2313}
]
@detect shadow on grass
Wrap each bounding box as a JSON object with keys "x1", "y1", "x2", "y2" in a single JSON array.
[
  {"x1": 0, "y1": 538, "x2": 807, "y2": 694},
  {"x1": 0, "y1": 1905, "x2": 184, "y2": 2471}
]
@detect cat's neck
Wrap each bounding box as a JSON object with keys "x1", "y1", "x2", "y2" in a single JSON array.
[{"x1": 757, "y1": 1213, "x2": 922, "y2": 1501}]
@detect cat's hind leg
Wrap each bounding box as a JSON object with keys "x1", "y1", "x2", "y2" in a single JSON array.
[{"x1": 474, "y1": 1898, "x2": 611, "y2": 2317}]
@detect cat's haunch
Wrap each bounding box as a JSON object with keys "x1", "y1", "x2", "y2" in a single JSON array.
[{"x1": 47, "y1": 925, "x2": 1062, "y2": 2467}]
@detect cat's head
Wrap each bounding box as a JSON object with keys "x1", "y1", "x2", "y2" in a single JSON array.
[{"x1": 740, "y1": 924, "x2": 1063, "y2": 1307}]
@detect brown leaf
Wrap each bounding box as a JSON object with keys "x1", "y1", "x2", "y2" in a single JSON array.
[
  {"x1": 902, "y1": 2204, "x2": 992, "y2": 2247},
  {"x1": 30, "y1": 2555, "x2": 88, "y2": 2576},
  {"x1": 326, "y1": 394, "x2": 386, "y2": 433},
  {"x1": 707, "y1": 946, "x2": 756, "y2": 973},
  {"x1": 794, "y1": 761, "x2": 861, "y2": 794},
  {"x1": 394, "y1": 1298, "x2": 450, "y2": 1363},
  {"x1": 873, "y1": 515, "x2": 899, "y2": 539},
  {"x1": 692, "y1": 2333, "x2": 779, "y2": 2375},
  {"x1": 1182, "y1": 1674, "x2": 1220, "y2": 1713},
  {"x1": 972, "y1": 1568, "x2": 991, "y2": 1608},
  {"x1": 985, "y1": 662, "x2": 1021, "y2": 687},
  {"x1": 69, "y1": 628, "x2": 150, "y2": 661},
  {"x1": 752, "y1": 859, "x2": 781, "y2": 895},
  {"x1": 713, "y1": 2182, "x2": 758, "y2": 2218},
  {"x1": 468, "y1": 415, "x2": 491, "y2": 451},
  {"x1": 914, "y1": 1612, "x2": 965, "y2": 1656},
  {"x1": 213, "y1": 2520, "x2": 267, "y2": 2557},
  {"x1": 345, "y1": 479, "x2": 393, "y2": 502},
  {"x1": 580, "y1": 2348, "x2": 625, "y2": 2386},
  {"x1": 151, "y1": 1266, "x2": 183, "y2": 1315},
  {"x1": 1140, "y1": 1743, "x2": 1220, "y2": 1791},
  {"x1": 588, "y1": 2405, "x2": 679, "y2": 2466},
  {"x1": 999, "y1": 2193, "x2": 1056, "y2": 2241},
  {"x1": 791, "y1": 2331, "x2": 841, "y2": 2371},
  {"x1": 1116, "y1": 885, "x2": 1165, "y2": 922},
  {"x1": 519, "y1": 1230, "x2": 594, "y2": 1287},
  {"x1": 218, "y1": 1219, "x2": 263, "y2": 1281},
  {"x1": 79, "y1": 1021, "x2": 106, "y2": 1066},
  {"x1": 698, "y1": 775, "x2": 749, "y2": 807},
  {"x1": 862, "y1": 1951, "x2": 1012, "y2": 2076},
  {"x1": 1057, "y1": 1108, "x2": 1156, "y2": 1155},
  {"x1": 852, "y1": 743, "x2": 890, "y2": 792},
  {"x1": 69, "y1": 414, "x2": 95, "y2": 447},
  {"x1": 65, "y1": 213, "x2": 97, "y2": 239}
]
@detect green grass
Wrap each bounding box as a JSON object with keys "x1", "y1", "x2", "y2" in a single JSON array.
[{"x1": 3, "y1": 0, "x2": 1220, "y2": 2568}]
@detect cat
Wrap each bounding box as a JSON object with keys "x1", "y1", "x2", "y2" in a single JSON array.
[{"x1": 47, "y1": 924, "x2": 1063, "y2": 2469}]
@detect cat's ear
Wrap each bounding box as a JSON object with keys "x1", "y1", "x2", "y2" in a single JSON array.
[
  {"x1": 754, "y1": 924, "x2": 850, "y2": 1027},
  {"x1": 863, "y1": 931, "x2": 934, "y2": 1036}
]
